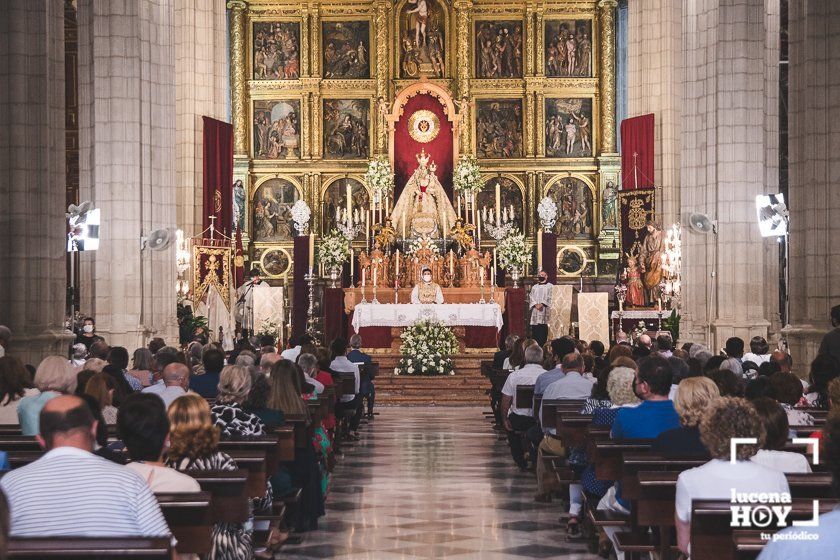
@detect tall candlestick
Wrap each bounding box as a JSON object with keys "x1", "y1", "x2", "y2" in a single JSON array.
[
  {"x1": 537, "y1": 229, "x2": 543, "y2": 271},
  {"x1": 449, "y1": 250, "x2": 454, "y2": 275},
  {"x1": 308, "y1": 233, "x2": 315, "y2": 271},
  {"x1": 373, "y1": 266, "x2": 378, "y2": 287},
  {"x1": 493, "y1": 248, "x2": 497, "y2": 274},
  {"x1": 362, "y1": 268, "x2": 366, "y2": 288},
  {"x1": 346, "y1": 183, "x2": 352, "y2": 227},
  {"x1": 350, "y1": 247, "x2": 354, "y2": 281},
  {"x1": 457, "y1": 194, "x2": 462, "y2": 219},
  {"x1": 477, "y1": 213, "x2": 482, "y2": 245},
  {"x1": 395, "y1": 250, "x2": 400, "y2": 278},
  {"x1": 495, "y1": 182, "x2": 501, "y2": 225}
]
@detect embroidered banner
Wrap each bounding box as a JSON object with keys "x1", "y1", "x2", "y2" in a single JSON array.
[
  {"x1": 618, "y1": 188, "x2": 656, "y2": 260},
  {"x1": 192, "y1": 242, "x2": 232, "y2": 310}
]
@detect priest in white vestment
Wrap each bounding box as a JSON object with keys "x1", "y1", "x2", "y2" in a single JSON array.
[
  {"x1": 410, "y1": 267, "x2": 444, "y2": 304},
  {"x1": 235, "y1": 268, "x2": 264, "y2": 337},
  {"x1": 529, "y1": 270, "x2": 552, "y2": 346}
]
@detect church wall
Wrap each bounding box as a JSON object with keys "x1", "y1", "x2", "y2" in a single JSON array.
[{"x1": 230, "y1": 0, "x2": 621, "y2": 284}]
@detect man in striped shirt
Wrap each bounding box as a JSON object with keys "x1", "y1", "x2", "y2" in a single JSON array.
[{"x1": 0, "y1": 395, "x2": 171, "y2": 538}]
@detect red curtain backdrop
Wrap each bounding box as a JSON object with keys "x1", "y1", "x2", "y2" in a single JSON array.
[
  {"x1": 202, "y1": 117, "x2": 234, "y2": 236},
  {"x1": 393, "y1": 94, "x2": 454, "y2": 199},
  {"x1": 291, "y1": 235, "x2": 311, "y2": 340},
  {"x1": 323, "y1": 288, "x2": 348, "y2": 345},
  {"x1": 502, "y1": 288, "x2": 526, "y2": 341},
  {"x1": 541, "y1": 232, "x2": 558, "y2": 283},
  {"x1": 619, "y1": 114, "x2": 655, "y2": 190}
]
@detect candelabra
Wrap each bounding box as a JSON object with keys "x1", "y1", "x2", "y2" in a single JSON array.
[
  {"x1": 337, "y1": 220, "x2": 365, "y2": 241},
  {"x1": 614, "y1": 282, "x2": 628, "y2": 341},
  {"x1": 305, "y1": 269, "x2": 321, "y2": 341},
  {"x1": 371, "y1": 282, "x2": 380, "y2": 304},
  {"x1": 484, "y1": 219, "x2": 514, "y2": 241}
]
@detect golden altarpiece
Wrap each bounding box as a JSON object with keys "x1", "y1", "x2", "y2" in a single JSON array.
[{"x1": 227, "y1": 0, "x2": 621, "y2": 285}]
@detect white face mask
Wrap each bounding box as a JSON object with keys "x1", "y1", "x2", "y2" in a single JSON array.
[
  {"x1": 423, "y1": 275, "x2": 432, "y2": 283},
  {"x1": 82, "y1": 324, "x2": 94, "y2": 333}
]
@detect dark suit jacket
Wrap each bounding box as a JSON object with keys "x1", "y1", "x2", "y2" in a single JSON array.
[{"x1": 493, "y1": 350, "x2": 509, "y2": 369}]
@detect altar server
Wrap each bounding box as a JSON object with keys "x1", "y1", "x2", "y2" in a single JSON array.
[
  {"x1": 530, "y1": 270, "x2": 552, "y2": 346},
  {"x1": 410, "y1": 267, "x2": 444, "y2": 304}
]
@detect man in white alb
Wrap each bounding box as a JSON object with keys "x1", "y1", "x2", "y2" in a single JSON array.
[
  {"x1": 529, "y1": 270, "x2": 552, "y2": 346},
  {"x1": 410, "y1": 267, "x2": 444, "y2": 304}
]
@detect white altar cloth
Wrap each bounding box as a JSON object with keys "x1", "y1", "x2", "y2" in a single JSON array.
[{"x1": 351, "y1": 303, "x2": 504, "y2": 332}]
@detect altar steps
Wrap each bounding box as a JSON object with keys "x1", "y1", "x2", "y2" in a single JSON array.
[{"x1": 371, "y1": 352, "x2": 493, "y2": 406}]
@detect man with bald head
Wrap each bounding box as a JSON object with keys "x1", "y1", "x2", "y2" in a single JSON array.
[
  {"x1": 0, "y1": 395, "x2": 170, "y2": 538},
  {"x1": 143, "y1": 362, "x2": 190, "y2": 408},
  {"x1": 259, "y1": 352, "x2": 282, "y2": 376}
]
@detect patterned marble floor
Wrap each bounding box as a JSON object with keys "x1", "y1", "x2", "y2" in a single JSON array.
[{"x1": 280, "y1": 407, "x2": 601, "y2": 559}]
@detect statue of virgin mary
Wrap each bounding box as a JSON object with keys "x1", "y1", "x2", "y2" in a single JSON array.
[{"x1": 390, "y1": 149, "x2": 457, "y2": 239}]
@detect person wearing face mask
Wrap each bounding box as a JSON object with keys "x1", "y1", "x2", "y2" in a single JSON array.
[
  {"x1": 529, "y1": 270, "x2": 553, "y2": 346},
  {"x1": 75, "y1": 317, "x2": 103, "y2": 351},
  {"x1": 410, "y1": 267, "x2": 444, "y2": 304}
]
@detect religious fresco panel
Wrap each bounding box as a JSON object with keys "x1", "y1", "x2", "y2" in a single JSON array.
[
  {"x1": 252, "y1": 22, "x2": 300, "y2": 80},
  {"x1": 323, "y1": 21, "x2": 371, "y2": 79},
  {"x1": 251, "y1": 178, "x2": 300, "y2": 243},
  {"x1": 253, "y1": 100, "x2": 301, "y2": 159},
  {"x1": 475, "y1": 99, "x2": 523, "y2": 159},
  {"x1": 322, "y1": 99, "x2": 370, "y2": 160}
]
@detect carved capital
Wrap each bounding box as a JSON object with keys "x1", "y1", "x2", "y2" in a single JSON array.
[{"x1": 226, "y1": 0, "x2": 247, "y2": 10}]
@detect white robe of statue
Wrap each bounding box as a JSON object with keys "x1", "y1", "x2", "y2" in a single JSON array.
[{"x1": 390, "y1": 149, "x2": 457, "y2": 238}]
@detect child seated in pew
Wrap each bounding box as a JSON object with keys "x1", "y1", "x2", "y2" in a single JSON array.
[
  {"x1": 675, "y1": 397, "x2": 789, "y2": 556},
  {"x1": 759, "y1": 416, "x2": 840, "y2": 558},
  {"x1": 750, "y1": 397, "x2": 811, "y2": 473}
]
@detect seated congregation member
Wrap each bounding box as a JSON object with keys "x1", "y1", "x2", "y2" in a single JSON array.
[
  {"x1": 212, "y1": 365, "x2": 265, "y2": 438},
  {"x1": 129, "y1": 347, "x2": 155, "y2": 388},
  {"x1": 770, "y1": 371, "x2": 815, "y2": 426},
  {"x1": 706, "y1": 367, "x2": 743, "y2": 397},
  {"x1": 190, "y1": 346, "x2": 225, "y2": 399},
  {"x1": 330, "y1": 337, "x2": 363, "y2": 439},
  {"x1": 608, "y1": 342, "x2": 633, "y2": 364},
  {"x1": 83, "y1": 371, "x2": 119, "y2": 424},
  {"x1": 652, "y1": 377, "x2": 719, "y2": 458},
  {"x1": 143, "y1": 362, "x2": 190, "y2": 408},
  {"x1": 611, "y1": 355, "x2": 680, "y2": 439},
  {"x1": 120, "y1": 393, "x2": 200, "y2": 492},
  {"x1": 69, "y1": 343, "x2": 87, "y2": 368},
  {"x1": 541, "y1": 352, "x2": 596, "y2": 405},
  {"x1": 0, "y1": 356, "x2": 38, "y2": 424},
  {"x1": 675, "y1": 397, "x2": 790, "y2": 555},
  {"x1": 503, "y1": 337, "x2": 529, "y2": 371},
  {"x1": 494, "y1": 334, "x2": 518, "y2": 369},
  {"x1": 167, "y1": 394, "x2": 282, "y2": 558},
  {"x1": 500, "y1": 343, "x2": 546, "y2": 470},
  {"x1": 1, "y1": 395, "x2": 170, "y2": 537},
  {"x1": 243, "y1": 365, "x2": 285, "y2": 428},
  {"x1": 744, "y1": 335, "x2": 772, "y2": 365},
  {"x1": 18, "y1": 355, "x2": 74, "y2": 436},
  {"x1": 804, "y1": 353, "x2": 840, "y2": 408},
  {"x1": 533, "y1": 337, "x2": 577, "y2": 396},
  {"x1": 258, "y1": 351, "x2": 282, "y2": 376},
  {"x1": 656, "y1": 333, "x2": 674, "y2": 358},
  {"x1": 347, "y1": 334, "x2": 374, "y2": 417},
  {"x1": 759, "y1": 415, "x2": 840, "y2": 558},
  {"x1": 78, "y1": 393, "x2": 126, "y2": 464},
  {"x1": 313, "y1": 347, "x2": 337, "y2": 432},
  {"x1": 107, "y1": 346, "x2": 142, "y2": 392},
  {"x1": 750, "y1": 397, "x2": 811, "y2": 473},
  {"x1": 280, "y1": 335, "x2": 302, "y2": 362},
  {"x1": 299, "y1": 353, "x2": 326, "y2": 398},
  {"x1": 667, "y1": 355, "x2": 692, "y2": 400}
]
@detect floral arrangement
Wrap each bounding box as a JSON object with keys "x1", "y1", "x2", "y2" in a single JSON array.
[
  {"x1": 396, "y1": 320, "x2": 459, "y2": 376},
  {"x1": 256, "y1": 318, "x2": 282, "y2": 341},
  {"x1": 318, "y1": 230, "x2": 350, "y2": 269},
  {"x1": 496, "y1": 228, "x2": 529, "y2": 271},
  {"x1": 364, "y1": 156, "x2": 395, "y2": 201},
  {"x1": 290, "y1": 200, "x2": 311, "y2": 235},
  {"x1": 452, "y1": 155, "x2": 482, "y2": 194},
  {"x1": 537, "y1": 196, "x2": 558, "y2": 231},
  {"x1": 405, "y1": 235, "x2": 440, "y2": 258}
]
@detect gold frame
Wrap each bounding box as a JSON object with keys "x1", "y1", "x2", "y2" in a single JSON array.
[{"x1": 258, "y1": 246, "x2": 293, "y2": 278}]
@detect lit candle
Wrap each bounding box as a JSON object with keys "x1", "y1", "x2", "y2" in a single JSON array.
[
  {"x1": 495, "y1": 182, "x2": 501, "y2": 225},
  {"x1": 537, "y1": 229, "x2": 543, "y2": 270},
  {"x1": 395, "y1": 250, "x2": 400, "y2": 277},
  {"x1": 308, "y1": 233, "x2": 315, "y2": 272},
  {"x1": 493, "y1": 248, "x2": 497, "y2": 273},
  {"x1": 362, "y1": 268, "x2": 366, "y2": 288},
  {"x1": 373, "y1": 266, "x2": 378, "y2": 287},
  {"x1": 477, "y1": 213, "x2": 482, "y2": 244},
  {"x1": 457, "y1": 194, "x2": 462, "y2": 219},
  {"x1": 658, "y1": 297, "x2": 662, "y2": 312},
  {"x1": 402, "y1": 217, "x2": 406, "y2": 240},
  {"x1": 449, "y1": 250, "x2": 454, "y2": 274},
  {"x1": 346, "y1": 183, "x2": 352, "y2": 227},
  {"x1": 350, "y1": 247, "x2": 354, "y2": 281}
]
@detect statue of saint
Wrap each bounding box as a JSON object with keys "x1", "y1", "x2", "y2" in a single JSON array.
[
  {"x1": 410, "y1": 266, "x2": 444, "y2": 304},
  {"x1": 390, "y1": 149, "x2": 457, "y2": 239},
  {"x1": 638, "y1": 221, "x2": 665, "y2": 302}
]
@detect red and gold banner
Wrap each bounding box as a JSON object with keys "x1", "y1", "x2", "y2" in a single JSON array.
[
  {"x1": 618, "y1": 188, "x2": 656, "y2": 260},
  {"x1": 620, "y1": 114, "x2": 655, "y2": 190},
  {"x1": 202, "y1": 117, "x2": 234, "y2": 237},
  {"x1": 192, "y1": 242, "x2": 232, "y2": 309}
]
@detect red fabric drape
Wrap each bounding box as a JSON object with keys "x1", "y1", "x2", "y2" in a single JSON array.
[
  {"x1": 323, "y1": 288, "x2": 347, "y2": 345},
  {"x1": 393, "y1": 94, "x2": 454, "y2": 199},
  {"x1": 202, "y1": 117, "x2": 234, "y2": 236},
  {"x1": 502, "y1": 288, "x2": 526, "y2": 340},
  {"x1": 291, "y1": 235, "x2": 311, "y2": 341},
  {"x1": 619, "y1": 114, "x2": 655, "y2": 190},
  {"x1": 541, "y1": 232, "x2": 558, "y2": 283},
  {"x1": 350, "y1": 325, "x2": 394, "y2": 349}
]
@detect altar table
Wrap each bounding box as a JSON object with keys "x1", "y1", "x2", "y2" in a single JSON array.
[{"x1": 351, "y1": 302, "x2": 504, "y2": 332}]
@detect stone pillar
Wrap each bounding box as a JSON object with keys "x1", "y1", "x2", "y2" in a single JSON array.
[
  {"x1": 228, "y1": 0, "x2": 248, "y2": 157},
  {"x1": 783, "y1": 0, "x2": 840, "y2": 369},
  {"x1": 76, "y1": 0, "x2": 178, "y2": 348},
  {"x1": 679, "y1": 0, "x2": 777, "y2": 349},
  {"x1": 175, "y1": 0, "x2": 229, "y2": 237},
  {"x1": 0, "y1": 1, "x2": 74, "y2": 363},
  {"x1": 598, "y1": 0, "x2": 618, "y2": 156}
]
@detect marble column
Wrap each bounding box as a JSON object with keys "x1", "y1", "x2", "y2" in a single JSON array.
[
  {"x1": 783, "y1": 0, "x2": 840, "y2": 369},
  {"x1": 679, "y1": 0, "x2": 778, "y2": 349},
  {"x1": 76, "y1": 0, "x2": 178, "y2": 348},
  {"x1": 0, "y1": 1, "x2": 75, "y2": 364},
  {"x1": 175, "y1": 0, "x2": 229, "y2": 237}
]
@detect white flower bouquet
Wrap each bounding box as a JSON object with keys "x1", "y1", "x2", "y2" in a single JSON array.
[
  {"x1": 452, "y1": 155, "x2": 482, "y2": 194},
  {"x1": 291, "y1": 199, "x2": 311, "y2": 235},
  {"x1": 397, "y1": 319, "x2": 459, "y2": 376},
  {"x1": 405, "y1": 235, "x2": 440, "y2": 258},
  {"x1": 364, "y1": 156, "x2": 395, "y2": 201},
  {"x1": 318, "y1": 230, "x2": 350, "y2": 269},
  {"x1": 537, "y1": 196, "x2": 558, "y2": 231},
  {"x1": 256, "y1": 319, "x2": 282, "y2": 341},
  {"x1": 496, "y1": 228, "x2": 529, "y2": 271}
]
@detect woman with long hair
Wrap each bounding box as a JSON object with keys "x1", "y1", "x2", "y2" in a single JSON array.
[
  {"x1": 84, "y1": 372, "x2": 119, "y2": 424},
  {"x1": 167, "y1": 394, "x2": 284, "y2": 559},
  {"x1": 0, "y1": 357, "x2": 38, "y2": 424},
  {"x1": 129, "y1": 347, "x2": 155, "y2": 388}
]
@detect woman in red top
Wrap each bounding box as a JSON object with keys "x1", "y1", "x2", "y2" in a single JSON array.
[{"x1": 312, "y1": 347, "x2": 336, "y2": 432}]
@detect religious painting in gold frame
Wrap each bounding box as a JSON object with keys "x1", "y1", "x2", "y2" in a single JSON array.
[
  {"x1": 252, "y1": 100, "x2": 301, "y2": 159},
  {"x1": 475, "y1": 99, "x2": 523, "y2": 159},
  {"x1": 545, "y1": 176, "x2": 595, "y2": 240},
  {"x1": 251, "y1": 177, "x2": 301, "y2": 243},
  {"x1": 397, "y1": 0, "x2": 447, "y2": 79},
  {"x1": 252, "y1": 21, "x2": 300, "y2": 80},
  {"x1": 322, "y1": 21, "x2": 371, "y2": 79},
  {"x1": 322, "y1": 99, "x2": 371, "y2": 160},
  {"x1": 474, "y1": 20, "x2": 524, "y2": 79},
  {"x1": 544, "y1": 19, "x2": 593, "y2": 78},
  {"x1": 544, "y1": 98, "x2": 593, "y2": 158},
  {"x1": 257, "y1": 247, "x2": 292, "y2": 278}
]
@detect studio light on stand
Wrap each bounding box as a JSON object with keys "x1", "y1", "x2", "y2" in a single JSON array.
[
  {"x1": 756, "y1": 194, "x2": 790, "y2": 327},
  {"x1": 66, "y1": 202, "x2": 100, "y2": 321}
]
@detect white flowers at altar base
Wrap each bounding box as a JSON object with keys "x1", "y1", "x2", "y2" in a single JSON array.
[
  {"x1": 256, "y1": 319, "x2": 282, "y2": 341},
  {"x1": 452, "y1": 155, "x2": 482, "y2": 194},
  {"x1": 318, "y1": 230, "x2": 350, "y2": 269},
  {"x1": 397, "y1": 320, "x2": 459, "y2": 376},
  {"x1": 496, "y1": 228, "x2": 529, "y2": 271},
  {"x1": 537, "y1": 196, "x2": 558, "y2": 231},
  {"x1": 290, "y1": 199, "x2": 311, "y2": 235},
  {"x1": 405, "y1": 235, "x2": 440, "y2": 258},
  {"x1": 364, "y1": 156, "x2": 395, "y2": 200}
]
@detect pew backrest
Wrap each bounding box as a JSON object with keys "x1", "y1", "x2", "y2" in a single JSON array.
[
  {"x1": 189, "y1": 469, "x2": 250, "y2": 524},
  {"x1": 515, "y1": 385, "x2": 535, "y2": 410},
  {"x1": 156, "y1": 491, "x2": 213, "y2": 555},
  {"x1": 7, "y1": 537, "x2": 172, "y2": 558}
]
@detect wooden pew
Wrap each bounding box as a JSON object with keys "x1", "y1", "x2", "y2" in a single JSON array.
[
  {"x1": 731, "y1": 530, "x2": 767, "y2": 560},
  {"x1": 156, "y1": 491, "x2": 213, "y2": 555},
  {"x1": 555, "y1": 412, "x2": 595, "y2": 447},
  {"x1": 0, "y1": 437, "x2": 42, "y2": 453},
  {"x1": 514, "y1": 385, "x2": 535, "y2": 411},
  {"x1": 691, "y1": 498, "x2": 839, "y2": 560},
  {"x1": 7, "y1": 537, "x2": 172, "y2": 558},
  {"x1": 224, "y1": 449, "x2": 268, "y2": 498},
  {"x1": 190, "y1": 469, "x2": 250, "y2": 524}
]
